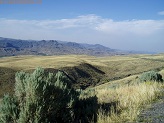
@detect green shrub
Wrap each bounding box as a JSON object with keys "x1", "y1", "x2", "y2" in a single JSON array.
[
  {"x1": 0, "y1": 68, "x2": 79, "y2": 123},
  {"x1": 0, "y1": 67, "x2": 99, "y2": 123},
  {"x1": 0, "y1": 94, "x2": 19, "y2": 123},
  {"x1": 139, "y1": 71, "x2": 163, "y2": 82}
]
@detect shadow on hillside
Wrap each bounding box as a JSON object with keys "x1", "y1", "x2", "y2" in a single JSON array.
[
  {"x1": 44, "y1": 63, "x2": 106, "y2": 89},
  {"x1": 99, "y1": 101, "x2": 120, "y2": 115},
  {"x1": 84, "y1": 63, "x2": 105, "y2": 74},
  {"x1": 73, "y1": 96, "x2": 119, "y2": 123},
  {"x1": 74, "y1": 96, "x2": 98, "y2": 123}
]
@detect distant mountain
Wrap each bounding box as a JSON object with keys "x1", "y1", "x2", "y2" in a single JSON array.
[{"x1": 0, "y1": 37, "x2": 141, "y2": 57}]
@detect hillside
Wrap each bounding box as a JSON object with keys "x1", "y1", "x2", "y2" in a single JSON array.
[
  {"x1": 0, "y1": 37, "x2": 125, "y2": 57},
  {"x1": 0, "y1": 54, "x2": 164, "y2": 97}
]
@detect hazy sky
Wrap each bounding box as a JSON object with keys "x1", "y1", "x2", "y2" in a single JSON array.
[{"x1": 0, "y1": 0, "x2": 164, "y2": 52}]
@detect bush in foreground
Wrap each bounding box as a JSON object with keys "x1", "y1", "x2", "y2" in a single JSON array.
[
  {"x1": 0, "y1": 68, "x2": 79, "y2": 123},
  {"x1": 0, "y1": 68, "x2": 99, "y2": 123}
]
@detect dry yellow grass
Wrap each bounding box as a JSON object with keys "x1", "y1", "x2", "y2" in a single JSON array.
[
  {"x1": 0, "y1": 54, "x2": 164, "y2": 71},
  {"x1": 0, "y1": 54, "x2": 164, "y2": 84},
  {"x1": 0, "y1": 55, "x2": 85, "y2": 70},
  {"x1": 0, "y1": 54, "x2": 164, "y2": 96},
  {"x1": 96, "y1": 81, "x2": 164, "y2": 122},
  {"x1": 94, "y1": 74, "x2": 139, "y2": 90}
]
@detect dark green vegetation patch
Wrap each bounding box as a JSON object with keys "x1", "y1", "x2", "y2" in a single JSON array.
[
  {"x1": 0, "y1": 68, "x2": 99, "y2": 123},
  {"x1": 139, "y1": 71, "x2": 163, "y2": 82}
]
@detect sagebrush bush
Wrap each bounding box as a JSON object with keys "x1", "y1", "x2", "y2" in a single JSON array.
[
  {"x1": 139, "y1": 71, "x2": 163, "y2": 82},
  {"x1": 0, "y1": 68, "x2": 79, "y2": 123},
  {"x1": 0, "y1": 94, "x2": 19, "y2": 123},
  {"x1": 0, "y1": 68, "x2": 99, "y2": 123}
]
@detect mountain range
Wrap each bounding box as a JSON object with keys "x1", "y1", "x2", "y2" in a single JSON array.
[{"x1": 0, "y1": 37, "x2": 150, "y2": 57}]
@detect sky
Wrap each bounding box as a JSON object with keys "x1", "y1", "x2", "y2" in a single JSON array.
[{"x1": 0, "y1": 0, "x2": 164, "y2": 53}]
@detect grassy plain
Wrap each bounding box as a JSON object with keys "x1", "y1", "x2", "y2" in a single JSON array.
[
  {"x1": 0, "y1": 54, "x2": 164, "y2": 97},
  {"x1": 0, "y1": 54, "x2": 164, "y2": 122}
]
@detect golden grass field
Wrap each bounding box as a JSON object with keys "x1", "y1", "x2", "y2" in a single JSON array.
[
  {"x1": 96, "y1": 81, "x2": 164, "y2": 122},
  {"x1": 0, "y1": 54, "x2": 164, "y2": 122},
  {"x1": 0, "y1": 54, "x2": 164, "y2": 96},
  {"x1": 0, "y1": 54, "x2": 164, "y2": 70}
]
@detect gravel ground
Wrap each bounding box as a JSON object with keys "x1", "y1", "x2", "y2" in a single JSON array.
[{"x1": 137, "y1": 94, "x2": 164, "y2": 123}]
